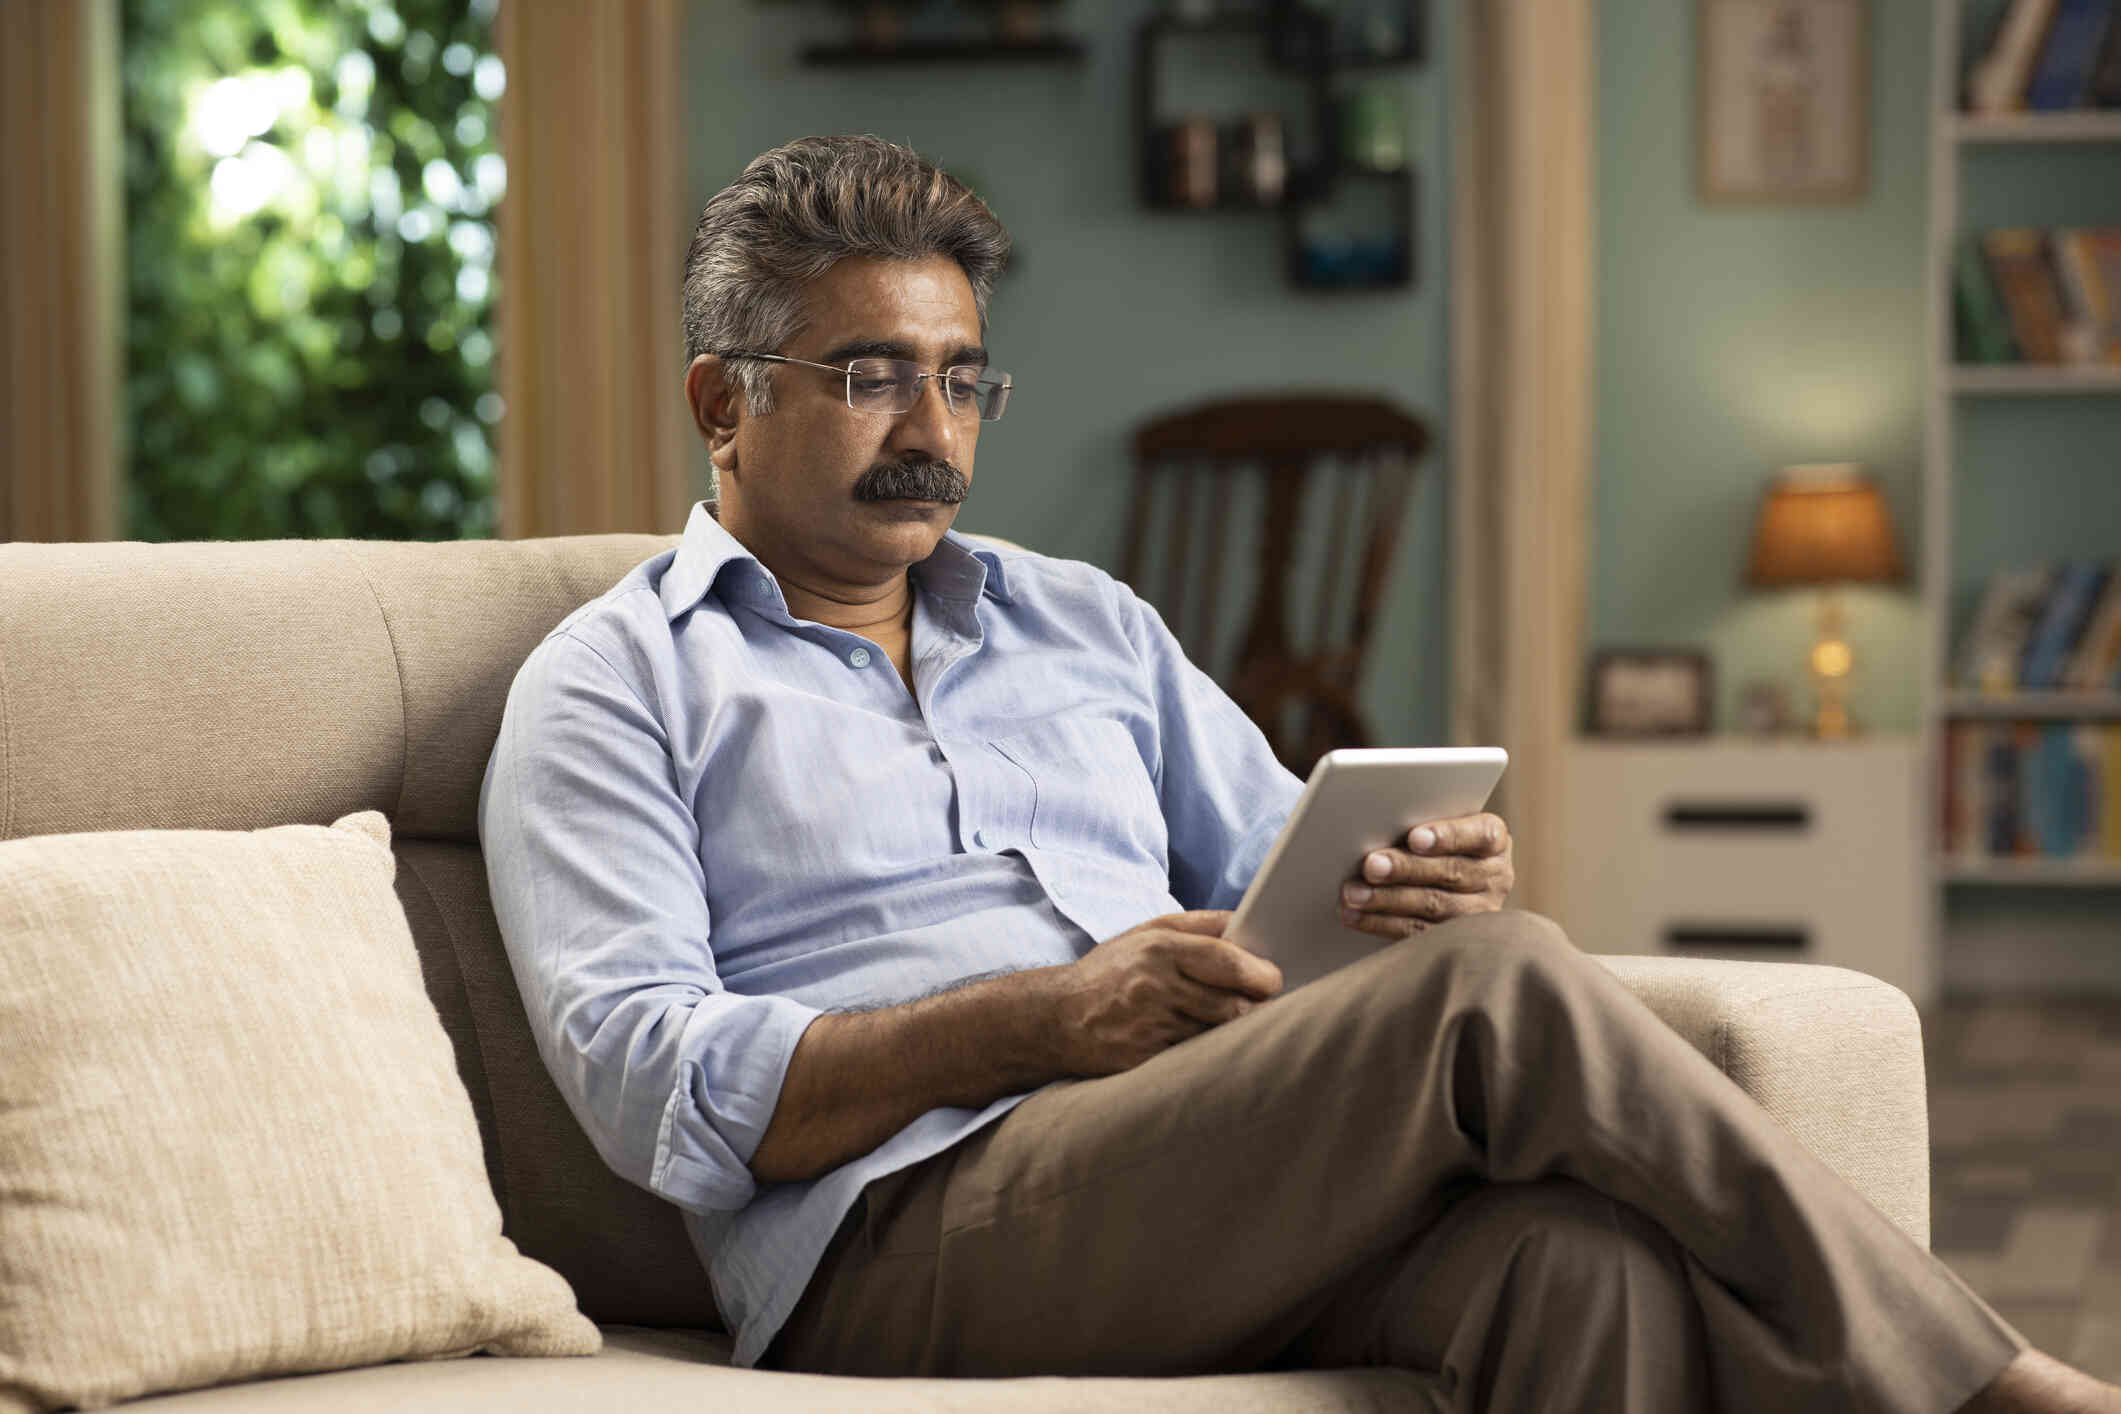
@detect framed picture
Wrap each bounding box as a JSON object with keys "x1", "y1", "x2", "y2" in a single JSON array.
[
  {"x1": 1586, "y1": 650, "x2": 1716, "y2": 737},
  {"x1": 1698, "y1": 0, "x2": 1869, "y2": 202}
]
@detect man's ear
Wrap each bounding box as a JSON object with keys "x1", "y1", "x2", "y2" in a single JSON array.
[{"x1": 684, "y1": 355, "x2": 744, "y2": 472}]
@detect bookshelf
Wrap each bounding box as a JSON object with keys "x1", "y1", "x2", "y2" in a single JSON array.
[{"x1": 1921, "y1": 0, "x2": 2121, "y2": 991}]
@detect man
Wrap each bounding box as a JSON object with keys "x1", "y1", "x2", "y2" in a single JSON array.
[{"x1": 480, "y1": 135, "x2": 2114, "y2": 1412}]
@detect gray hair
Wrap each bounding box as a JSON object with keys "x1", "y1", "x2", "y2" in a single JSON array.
[{"x1": 681, "y1": 135, "x2": 1012, "y2": 417}]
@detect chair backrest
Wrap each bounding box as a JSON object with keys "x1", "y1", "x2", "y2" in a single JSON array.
[{"x1": 1125, "y1": 394, "x2": 1428, "y2": 773}]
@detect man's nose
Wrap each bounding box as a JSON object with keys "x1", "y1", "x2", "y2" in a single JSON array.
[{"x1": 885, "y1": 374, "x2": 963, "y2": 457}]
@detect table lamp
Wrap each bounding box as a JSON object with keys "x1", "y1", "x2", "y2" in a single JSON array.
[{"x1": 1744, "y1": 464, "x2": 1906, "y2": 739}]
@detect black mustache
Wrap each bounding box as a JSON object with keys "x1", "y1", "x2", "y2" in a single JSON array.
[{"x1": 853, "y1": 457, "x2": 968, "y2": 504}]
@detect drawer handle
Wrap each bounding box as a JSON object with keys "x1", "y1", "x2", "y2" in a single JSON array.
[
  {"x1": 1663, "y1": 924, "x2": 1810, "y2": 952},
  {"x1": 1662, "y1": 802, "x2": 1811, "y2": 832}
]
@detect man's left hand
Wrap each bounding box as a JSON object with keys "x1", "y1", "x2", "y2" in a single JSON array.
[{"x1": 1338, "y1": 813, "x2": 1514, "y2": 938}]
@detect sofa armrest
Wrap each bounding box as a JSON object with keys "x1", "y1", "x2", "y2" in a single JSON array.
[{"x1": 1594, "y1": 955, "x2": 1930, "y2": 1250}]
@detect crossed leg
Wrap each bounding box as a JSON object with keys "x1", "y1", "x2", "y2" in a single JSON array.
[{"x1": 768, "y1": 910, "x2": 2025, "y2": 1411}]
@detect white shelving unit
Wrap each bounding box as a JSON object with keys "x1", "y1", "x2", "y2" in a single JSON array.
[{"x1": 1921, "y1": 1, "x2": 2121, "y2": 989}]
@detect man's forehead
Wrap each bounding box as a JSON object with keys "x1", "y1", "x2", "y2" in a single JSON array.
[{"x1": 797, "y1": 255, "x2": 982, "y2": 352}]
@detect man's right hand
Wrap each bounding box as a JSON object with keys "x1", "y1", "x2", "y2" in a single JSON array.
[{"x1": 1046, "y1": 911, "x2": 1284, "y2": 1076}]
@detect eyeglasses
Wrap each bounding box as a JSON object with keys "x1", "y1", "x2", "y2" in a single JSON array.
[{"x1": 717, "y1": 352, "x2": 1013, "y2": 422}]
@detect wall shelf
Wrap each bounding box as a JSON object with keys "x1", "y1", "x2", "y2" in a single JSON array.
[
  {"x1": 1132, "y1": 6, "x2": 1421, "y2": 291},
  {"x1": 1949, "y1": 364, "x2": 2121, "y2": 395},
  {"x1": 1940, "y1": 691, "x2": 2121, "y2": 719},
  {"x1": 1954, "y1": 111, "x2": 2121, "y2": 144},
  {"x1": 1940, "y1": 858, "x2": 2121, "y2": 886},
  {"x1": 800, "y1": 39, "x2": 1087, "y2": 66}
]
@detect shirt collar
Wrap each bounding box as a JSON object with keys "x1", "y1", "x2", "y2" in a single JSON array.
[{"x1": 658, "y1": 502, "x2": 1014, "y2": 622}]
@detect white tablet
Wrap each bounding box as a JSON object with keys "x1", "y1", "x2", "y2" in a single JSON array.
[{"x1": 1226, "y1": 747, "x2": 1509, "y2": 994}]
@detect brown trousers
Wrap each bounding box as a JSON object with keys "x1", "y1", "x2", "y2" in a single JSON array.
[{"x1": 766, "y1": 911, "x2": 2025, "y2": 1412}]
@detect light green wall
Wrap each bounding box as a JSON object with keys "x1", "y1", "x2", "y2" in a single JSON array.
[
  {"x1": 1595, "y1": 0, "x2": 2121, "y2": 734},
  {"x1": 1594, "y1": 0, "x2": 1935, "y2": 734},
  {"x1": 681, "y1": 1, "x2": 1455, "y2": 748}
]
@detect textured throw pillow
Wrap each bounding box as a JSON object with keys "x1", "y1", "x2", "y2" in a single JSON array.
[{"x1": 0, "y1": 811, "x2": 599, "y2": 1412}]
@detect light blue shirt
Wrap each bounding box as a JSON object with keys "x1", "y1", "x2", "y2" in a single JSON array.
[{"x1": 478, "y1": 502, "x2": 1302, "y2": 1367}]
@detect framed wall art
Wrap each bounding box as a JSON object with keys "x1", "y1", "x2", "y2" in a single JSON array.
[{"x1": 1697, "y1": 0, "x2": 1869, "y2": 202}]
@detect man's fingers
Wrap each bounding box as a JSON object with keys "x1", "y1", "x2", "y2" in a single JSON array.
[
  {"x1": 1342, "y1": 884, "x2": 1457, "y2": 921},
  {"x1": 1171, "y1": 937, "x2": 1283, "y2": 999},
  {"x1": 1357, "y1": 849, "x2": 1491, "y2": 892},
  {"x1": 1155, "y1": 910, "x2": 1235, "y2": 936},
  {"x1": 1402, "y1": 812, "x2": 1510, "y2": 859},
  {"x1": 1166, "y1": 977, "x2": 1258, "y2": 1027}
]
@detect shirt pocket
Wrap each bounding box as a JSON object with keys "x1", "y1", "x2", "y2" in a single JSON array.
[{"x1": 989, "y1": 715, "x2": 1166, "y2": 863}]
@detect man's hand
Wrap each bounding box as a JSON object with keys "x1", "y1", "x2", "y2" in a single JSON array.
[
  {"x1": 1338, "y1": 812, "x2": 1515, "y2": 939},
  {"x1": 1048, "y1": 911, "x2": 1284, "y2": 1076}
]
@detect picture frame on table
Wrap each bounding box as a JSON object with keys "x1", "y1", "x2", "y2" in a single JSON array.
[
  {"x1": 1697, "y1": 0, "x2": 1869, "y2": 202},
  {"x1": 1586, "y1": 649, "x2": 1717, "y2": 737}
]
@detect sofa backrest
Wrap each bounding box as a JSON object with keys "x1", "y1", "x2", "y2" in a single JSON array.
[{"x1": 0, "y1": 534, "x2": 726, "y2": 1329}]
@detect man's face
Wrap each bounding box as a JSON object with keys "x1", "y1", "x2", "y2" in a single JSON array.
[{"x1": 710, "y1": 254, "x2": 987, "y2": 585}]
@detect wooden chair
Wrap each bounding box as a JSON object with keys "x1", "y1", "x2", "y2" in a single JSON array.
[{"x1": 1124, "y1": 394, "x2": 1429, "y2": 775}]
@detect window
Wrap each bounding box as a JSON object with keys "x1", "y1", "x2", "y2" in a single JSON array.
[{"x1": 121, "y1": 0, "x2": 503, "y2": 540}]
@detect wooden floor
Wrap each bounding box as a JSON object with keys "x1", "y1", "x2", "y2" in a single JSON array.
[{"x1": 1924, "y1": 996, "x2": 2121, "y2": 1380}]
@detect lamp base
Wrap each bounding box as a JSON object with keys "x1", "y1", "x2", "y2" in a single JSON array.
[{"x1": 1808, "y1": 589, "x2": 1857, "y2": 740}]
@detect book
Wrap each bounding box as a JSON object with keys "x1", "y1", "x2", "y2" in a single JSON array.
[
  {"x1": 2080, "y1": 230, "x2": 2121, "y2": 361},
  {"x1": 2052, "y1": 230, "x2": 2109, "y2": 363},
  {"x1": 1985, "y1": 229, "x2": 2070, "y2": 362},
  {"x1": 2105, "y1": 728, "x2": 2121, "y2": 856},
  {"x1": 2093, "y1": 1, "x2": 2121, "y2": 102},
  {"x1": 1957, "y1": 722, "x2": 1992, "y2": 854},
  {"x1": 1985, "y1": 726, "x2": 2024, "y2": 853},
  {"x1": 2027, "y1": 0, "x2": 2116, "y2": 108},
  {"x1": 2064, "y1": 566, "x2": 2121, "y2": 686},
  {"x1": 1959, "y1": 565, "x2": 2056, "y2": 689},
  {"x1": 2033, "y1": 724, "x2": 2095, "y2": 854},
  {"x1": 1963, "y1": 0, "x2": 2023, "y2": 105},
  {"x1": 1970, "y1": 0, "x2": 2062, "y2": 111},
  {"x1": 2076, "y1": 724, "x2": 2108, "y2": 856},
  {"x1": 2017, "y1": 722, "x2": 2045, "y2": 853},
  {"x1": 2021, "y1": 562, "x2": 2110, "y2": 688},
  {"x1": 1957, "y1": 233, "x2": 2019, "y2": 363}
]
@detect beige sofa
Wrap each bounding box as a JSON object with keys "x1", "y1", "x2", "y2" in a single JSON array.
[{"x1": 0, "y1": 533, "x2": 1935, "y2": 1411}]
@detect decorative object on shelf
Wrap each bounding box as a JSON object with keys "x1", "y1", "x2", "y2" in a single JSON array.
[
  {"x1": 1585, "y1": 649, "x2": 1716, "y2": 737},
  {"x1": 1133, "y1": 5, "x2": 1417, "y2": 289},
  {"x1": 1340, "y1": 78, "x2": 1407, "y2": 170},
  {"x1": 1232, "y1": 110, "x2": 1289, "y2": 204},
  {"x1": 1736, "y1": 677, "x2": 1792, "y2": 735},
  {"x1": 1744, "y1": 463, "x2": 1906, "y2": 740},
  {"x1": 1271, "y1": 0, "x2": 1425, "y2": 67},
  {"x1": 987, "y1": 0, "x2": 1050, "y2": 44},
  {"x1": 852, "y1": 0, "x2": 908, "y2": 50},
  {"x1": 1290, "y1": 169, "x2": 1414, "y2": 288},
  {"x1": 1698, "y1": 0, "x2": 1869, "y2": 202}
]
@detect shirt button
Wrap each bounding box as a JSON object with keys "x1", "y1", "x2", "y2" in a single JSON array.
[
  {"x1": 972, "y1": 827, "x2": 989, "y2": 848},
  {"x1": 847, "y1": 646, "x2": 871, "y2": 669}
]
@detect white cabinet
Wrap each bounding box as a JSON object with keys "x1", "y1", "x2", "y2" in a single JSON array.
[{"x1": 1557, "y1": 738, "x2": 1928, "y2": 1005}]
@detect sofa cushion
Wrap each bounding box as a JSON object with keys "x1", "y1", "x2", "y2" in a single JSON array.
[
  {"x1": 115, "y1": 1327, "x2": 1447, "y2": 1412},
  {"x1": 0, "y1": 811, "x2": 599, "y2": 1413}
]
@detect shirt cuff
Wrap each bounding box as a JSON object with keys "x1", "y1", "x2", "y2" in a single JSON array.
[{"x1": 649, "y1": 990, "x2": 824, "y2": 1213}]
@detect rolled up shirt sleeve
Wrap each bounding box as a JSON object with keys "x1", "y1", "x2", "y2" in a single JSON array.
[
  {"x1": 479, "y1": 630, "x2": 821, "y2": 1216},
  {"x1": 1116, "y1": 584, "x2": 1305, "y2": 911}
]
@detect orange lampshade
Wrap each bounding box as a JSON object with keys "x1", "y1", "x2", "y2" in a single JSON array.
[{"x1": 1744, "y1": 465, "x2": 1906, "y2": 588}]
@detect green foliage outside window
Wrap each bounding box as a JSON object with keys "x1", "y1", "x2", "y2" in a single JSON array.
[{"x1": 122, "y1": 0, "x2": 502, "y2": 541}]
